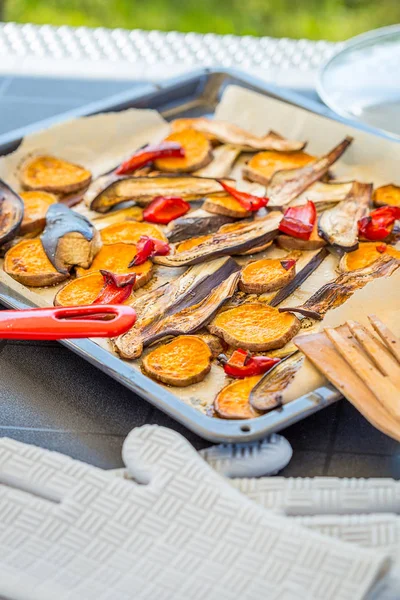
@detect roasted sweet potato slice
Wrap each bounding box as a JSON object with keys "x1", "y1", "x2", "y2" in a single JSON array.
[
  {"x1": 4, "y1": 238, "x2": 68, "y2": 287},
  {"x1": 209, "y1": 303, "x2": 301, "y2": 351},
  {"x1": 170, "y1": 118, "x2": 220, "y2": 143},
  {"x1": 338, "y1": 242, "x2": 400, "y2": 272},
  {"x1": 276, "y1": 221, "x2": 326, "y2": 251},
  {"x1": 20, "y1": 155, "x2": 91, "y2": 194},
  {"x1": 92, "y1": 206, "x2": 143, "y2": 226},
  {"x1": 203, "y1": 193, "x2": 252, "y2": 218},
  {"x1": 373, "y1": 184, "x2": 400, "y2": 207},
  {"x1": 243, "y1": 150, "x2": 315, "y2": 186},
  {"x1": 239, "y1": 258, "x2": 296, "y2": 294},
  {"x1": 142, "y1": 335, "x2": 212, "y2": 386},
  {"x1": 154, "y1": 130, "x2": 213, "y2": 173},
  {"x1": 214, "y1": 376, "x2": 263, "y2": 419},
  {"x1": 75, "y1": 242, "x2": 152, "y2": 288},
  {"x1": 54, "y1": 272, "x2": 135, "y2": 306},
  {"x1": 19, "y1": 191, "x2": 57, "y2": 235},
  {"x1": 100, "y1": 221, "x2": 167, "y2": 245}
]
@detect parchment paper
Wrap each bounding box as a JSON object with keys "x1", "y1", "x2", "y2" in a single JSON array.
[{"x1": 0, "y1": 86, "x2": 399, "y2": 416}]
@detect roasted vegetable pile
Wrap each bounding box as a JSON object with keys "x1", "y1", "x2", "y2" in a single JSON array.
[{"x1": 1, "y1": 117, "x2": 399, "y2": 420}]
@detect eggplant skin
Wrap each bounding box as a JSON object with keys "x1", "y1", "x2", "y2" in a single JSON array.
[
  {"x1": 41, "y1": 204, "x2": 101, "y2": 274},
  {"x1": 166, "y1": 209, "x2": 236, "y2": 242},
  {"x1": 0, "y1": 179, "x2": 24, "y2": 246}
]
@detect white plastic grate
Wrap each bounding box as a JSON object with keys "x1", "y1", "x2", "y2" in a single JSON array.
[{"x1": 0, "y1": 22, "x2": 343, "y2": 80}]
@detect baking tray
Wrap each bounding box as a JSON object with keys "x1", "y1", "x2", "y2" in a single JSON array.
[{"x1": 0, "y1": 67, "x2": 384, "y2": 443}]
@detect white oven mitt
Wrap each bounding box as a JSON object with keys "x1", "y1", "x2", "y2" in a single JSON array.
[{"x1": 0, "y1": 426, "x2": 391, "y2": 600}]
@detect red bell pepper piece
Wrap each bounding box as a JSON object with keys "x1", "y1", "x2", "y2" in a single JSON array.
[
  {"x1": 358, "y1": 206, "x2": 400, "y2": 241},
  {"x1": 220, "y1": 348, "x2": 281, "y2": 379},
  {"x1": 115, "y1": 142, "x2": 185, "y2": 175},
  {"x1": 143, "y1": 196, "x2": 190, "y2": 224},
  {"x1": 129, "y1": 235, "x2": 170, "y2": 267},
  {"x1": 280, "y1": 259, "x2": 296, "y2": 271},
  {"x1": 278, "y1": 200, "x2": 316, "y2": 240},
  {"x1": 376, "y1": 243, "x2": 387, "y2": 253},
  {"x1": 218, "y1": 180, "x2": 269, "y2": 211},
  {"x1": 92, "y1": 270, "x2": 136, "y2": 305}
]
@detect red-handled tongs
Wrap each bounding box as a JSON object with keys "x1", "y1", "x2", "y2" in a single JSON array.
[{"x1": 0, "y1": 305, "x2": 136, "y2": 340}]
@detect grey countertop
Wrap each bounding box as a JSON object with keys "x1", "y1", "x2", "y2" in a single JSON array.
[{"x1": 0, "y1": 74, "x2": 399, "y2": 476}]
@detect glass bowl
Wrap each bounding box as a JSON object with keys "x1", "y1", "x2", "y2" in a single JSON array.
[{"x1": 318, "y1": 25, "x2": 400, "y2": 140}]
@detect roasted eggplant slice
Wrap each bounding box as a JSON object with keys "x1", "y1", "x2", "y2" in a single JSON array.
[
  {"x1": 170, "y1": 118, "x2": 305, "y2": 151},
  {"x1": 0, "y1": 179, "x2": 24, "y2": 246},
  {"x1": 250, "y1": 351, "x2": 304, "y2": 411},
  {"x1": 19, "y1": 190, "x2": 57, "y2": 235},
  {"x1": 338, "y1": 242, "x2": 400, "y2": 272},
  {"x1": 267, "y1": 137, "x2": 353, "y2": 207},
  {"x1": 279, "y1": 254, "x2": 400, "y2": 320},
  {"x1": 154, "y1": 130, "x2": 213, "y2": 173},
  {"x1": 209, "y1": 304, "x2": 301, "y2": 351},
  {"x1": 373, "y1": 184, "x2": 400, "y2": 207},
  {"x1": 203, "y1": 193, "x2": 252, "y2": 218},
  {"x1": 114, "y1": 257, "x2": 240, "y2": 359},
  {"x1": 289, "y1": 180, "x2": 354, "y2": 208},
  {"x1": 243, "y1": 150, "x2": 315, "y2": 186},
  {"x1": 195, "y1": 145, "x2": 241, "y2": 178},
  {"x1": 41, "y1": 204, "x2": 101, "y2": 275},
  {"x1": 166, "y1": 208, "x2": 236, "y2": 242},
  {"x1": 86, "y1": 175, "x2": 229, "y2": 213},
  {"x1": 20, "y1": 155, "x2": 91, "y2": 194},
  {"x1": 318, "y1": 182, "x2": 372, "y2": 251},
  {"x1": 154, "y1": 212, "x2": 281, "y2": 266},
  {"x1": 142, "y1": 335, "x2": 213, "y2": 387},
  {"x1": 4, "y1": 238, "x2": 68, "y2": 287}
]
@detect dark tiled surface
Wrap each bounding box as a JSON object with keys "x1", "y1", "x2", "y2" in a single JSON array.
[{"x1": 0, "y1": 75, "x2": 398, "y2": 477}]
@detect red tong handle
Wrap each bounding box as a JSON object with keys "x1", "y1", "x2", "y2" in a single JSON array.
[{"x1": 0, "y1": 305, "x2": 137, "y2": 340}]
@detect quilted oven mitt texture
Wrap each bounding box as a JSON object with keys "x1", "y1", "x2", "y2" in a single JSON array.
[{"x1": 0, "y1": 425, "x2": 391, "y2": 600}]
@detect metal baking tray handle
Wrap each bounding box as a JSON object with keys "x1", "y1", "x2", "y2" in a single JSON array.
[{"x1": 0, "y1": 305, "x2": 136, "y2": 340}]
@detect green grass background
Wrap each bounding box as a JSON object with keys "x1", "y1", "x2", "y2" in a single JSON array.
[{"x1": 5, "y1": 0, "x2": 400, "y2": 41}]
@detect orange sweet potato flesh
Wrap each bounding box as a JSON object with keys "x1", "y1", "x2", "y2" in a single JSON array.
[
  {"x1": 154, "y1": 129, "x2": 213, "y2": 173},
  {"x1": 176, "y1": 235, "x2": 212, "y2": 253},
  {"x1": 19, "y1": 191, "x2": 57, "y2": 234},
  {"x1": 20, "y1": 155, "x2": 92, "y2": 194},
  {"x1": 55, "y1": 273, "x2": 108, "y2": 306},
  {"x1": 339, "y1": 242, "x2": 400, "y2": 272},
  {"x1": 100, "y1": 221, "x2": 167, "y2": 245},
  {"x1": 373, "y1": 184, "x2": 400, "y2": 207},
  {"x1": 75, "y1": 242, "x2": 152, "y2": 288},
  {"x1": 4, "y1": 238, "x2": 68, "y2": 287},
  {"x1": 239, "y1": 258, "x2": 296, "y2": 294},
  {"x1": 203, "y1": 193, "x2": 251, "y2": 218},
  {"x1": 142, "y1": 335, "x2": 212, "y2": 386},
  {"x1": 170, "y1": 118, "x2": 219, "y2": 143},
  {"x1": 214, "y1": 375, "x2": 263, "y2": 419},
  {"x1": 209, "y1": 303, "x2": 301, "y2": 351},
  {"x1": 243, "y1": 150, "x2": 315, "y2": 186}
]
